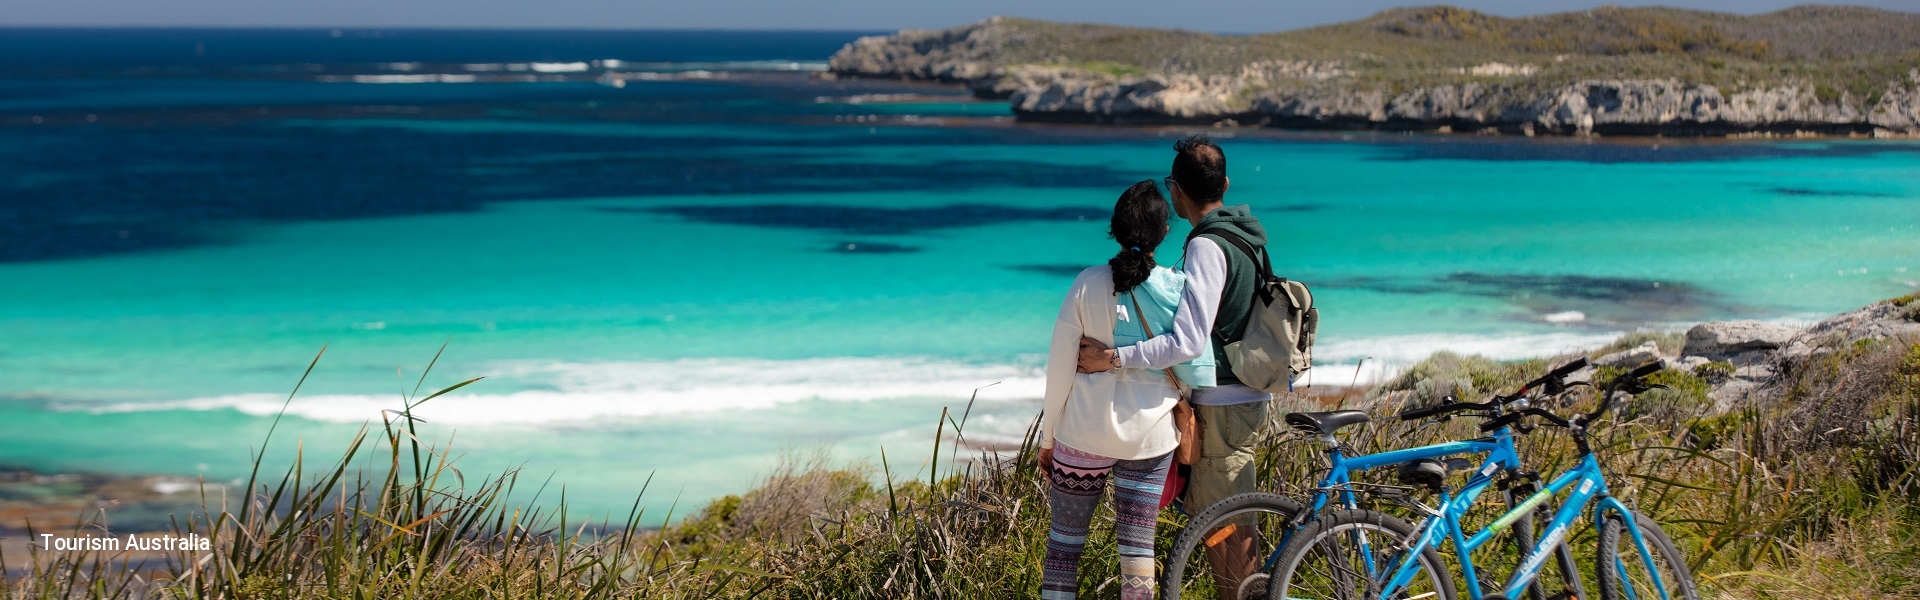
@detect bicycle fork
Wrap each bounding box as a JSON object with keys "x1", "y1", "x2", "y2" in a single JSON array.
[{"x1": 1503, "y1": 471, "x2": 1588, "y2": 600}]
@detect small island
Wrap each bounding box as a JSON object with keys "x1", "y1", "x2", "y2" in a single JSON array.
[{"x1": 828, "y1": 6, "x2": 1920, "y2": 136}]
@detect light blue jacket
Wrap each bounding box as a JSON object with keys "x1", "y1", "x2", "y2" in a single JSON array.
[{"x1": 1113, "y1": 267, "x2": 1216, "y2": 389}]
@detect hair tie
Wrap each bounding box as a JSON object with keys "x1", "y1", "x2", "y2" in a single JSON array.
[{"x1": 1129, "y1": 246, "x2": 1142, "y2": 252}]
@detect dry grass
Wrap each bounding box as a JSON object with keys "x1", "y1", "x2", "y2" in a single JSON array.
[{"x1": 4, "y1": 332, "x2": 1917, "y2": 598}]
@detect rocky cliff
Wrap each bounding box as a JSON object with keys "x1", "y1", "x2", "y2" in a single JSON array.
[{"x1": 828, "y1": 8, "x2": 1920, "y2": 136}]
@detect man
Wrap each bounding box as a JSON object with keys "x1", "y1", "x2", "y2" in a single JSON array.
[{"x1": 1077, "y1": 134, "x2": 1271, "y2": 598}]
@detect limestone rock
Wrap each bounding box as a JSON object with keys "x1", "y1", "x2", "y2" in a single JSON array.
[
  {"x1": 1006, "y1": 69, "x2": 1252, "y2": 122},
  {"x1": 1800, "y1": 296, "x2": 1920, "y2": 346},
  {"x1": 1595, "y1": 341, "x2": 1664, "y2": 369},
  {"x1": 1707, "y1": 378, "x2": 1766, "y2": 412},
  {"x1": 1674, "y1": 356, "x2": 1712, "y2": 373},
  {"x1": 1683, "y1": 321, "x2": 1801, "y2": 360},
  {"x1": 826, "y1": 19, "x2": 1007, "y2": 84}
]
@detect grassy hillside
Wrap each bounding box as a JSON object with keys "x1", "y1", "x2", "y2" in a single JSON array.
[{"x1": 939, "y1": 6, "x2": 1920, "y2": 101}]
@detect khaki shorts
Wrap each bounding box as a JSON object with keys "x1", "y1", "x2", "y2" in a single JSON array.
[{"x1": 1186, "y1": 401, "x2": 1269, "y2": 521}]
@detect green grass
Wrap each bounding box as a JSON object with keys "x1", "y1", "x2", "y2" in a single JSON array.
[
  {"x1": 6, "y1": 331, "x2": 1918, "y2": 598},
  {"x1": 930, "y1": 6, "x2": 1920, "y2": 111}
]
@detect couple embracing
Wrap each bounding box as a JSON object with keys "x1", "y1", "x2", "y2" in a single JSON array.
[{"x1": 1040, "y1": 135, "x2": 1275, "y2": 600}]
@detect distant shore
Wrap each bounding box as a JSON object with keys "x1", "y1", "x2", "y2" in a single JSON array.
[{"x1": 826, "y1": 7, "x2": 1920, "y2": 137}]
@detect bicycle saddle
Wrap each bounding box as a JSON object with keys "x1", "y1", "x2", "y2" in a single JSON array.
[
  {"x1": 1398, "y1": 457, "x2": 1473, "y2": 491},
  {"x1": 1284, "y1": 410, "x2": 1371, "y2": 435}
]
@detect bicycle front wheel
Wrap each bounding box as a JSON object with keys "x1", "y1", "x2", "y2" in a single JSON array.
[
  {"x1": 1161, "y1": 492, "x2": 1303, "y2": 600},
  {"x1": 1596, "y1": 511, "x2": 1699, "y2": 600},
  {"x1": 1267, "y1": 509, "x2": 1456, "y2": 600}
]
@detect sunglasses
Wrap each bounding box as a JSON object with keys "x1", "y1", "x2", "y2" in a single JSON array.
[{"x1": 1163, "y1": 177, "x2": 1179, "y2": 194}]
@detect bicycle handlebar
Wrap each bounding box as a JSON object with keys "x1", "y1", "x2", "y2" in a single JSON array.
[
  {"x1": 1478, "y1": 407, "x2": 1572, "y2": 432},
  {"x1": 1398, "y1": 397, "x2": 1484, "y2": 421},
  {"x1": 1400, "y1": 358, "x2": 1668, "y2": 436},
  {"x1": 1583, "y1": 360, "x2": 1668, "y2": 423},
  {"x1": 1520, "y1": 357, "x2": 1590, "y2": 396},
  {"x1": 1396, "y1": 358, "x2": 1589, "y2": 422}
]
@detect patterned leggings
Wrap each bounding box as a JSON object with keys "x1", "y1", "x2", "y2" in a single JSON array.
[{"x1": 1043, "y1": 444, "x2": 1173, "y2": 600}]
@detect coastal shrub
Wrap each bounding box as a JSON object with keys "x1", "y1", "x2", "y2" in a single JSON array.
[
  {"x1": 1686, "y1": 411, "x2": 1746, "y2": 450},
  {"x1": 1595, "y1": 330, "x2": 1686, "y2": 357},
  {"x1": 1368, "y1": 351, "x2": 1560, "y2": 405},
  {"x1": 1693, "y1": 360, "x2": 1736, "y2": 382},
  {"x1": 957, "y1": 9, "x2": 1920, "y2": 119}
]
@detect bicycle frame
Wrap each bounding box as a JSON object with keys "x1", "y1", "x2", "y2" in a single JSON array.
[
  {"x1": 1259, "y1": 426, "x2": 1525, "y2": 575},
  {"x1": 1381, "y1": 452, "x2": 1672, "y2": 600}
]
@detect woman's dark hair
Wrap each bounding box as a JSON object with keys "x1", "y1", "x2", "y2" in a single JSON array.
[{"x1": 1109, "y1": 179, "x2": 1171, "y2": 295}]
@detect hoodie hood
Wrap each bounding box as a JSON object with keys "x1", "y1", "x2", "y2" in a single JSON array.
[{"x1": 1185, "y1": 204, "x2": 1268, "y2": 246}]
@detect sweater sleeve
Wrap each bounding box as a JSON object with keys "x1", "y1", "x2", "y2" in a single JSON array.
[
  {"x1": 1115, "y1": 237, "x2": 1223, "y2": 370},
  {"x1": 1039, "y1": 272, "x2": 1090, "y2": 449}
]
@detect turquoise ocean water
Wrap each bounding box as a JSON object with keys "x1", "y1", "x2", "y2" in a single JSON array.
[{"x1": 1, "y1": 29, "x2": 1917, "y2": 523}]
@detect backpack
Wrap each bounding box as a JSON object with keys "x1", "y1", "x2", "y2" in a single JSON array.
[{"x1": 1200, "y1": 229, "x2": 1318, "y2": 393}]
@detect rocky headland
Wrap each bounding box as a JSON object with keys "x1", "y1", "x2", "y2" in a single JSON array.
[{"x1": 828, "y1": 7, "x2": 1920, "y2": 136}]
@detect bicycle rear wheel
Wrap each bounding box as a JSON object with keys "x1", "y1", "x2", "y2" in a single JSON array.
[
  {"x1": 1267, "y1": 509, "x2": 1456, "y2": 600},
  {"x1": 1596, "y1": 511, "x2": 1699, "y2": 600},
  {"x1": 1161, "y1": 492, "x2": 1303, "y2": 600}
]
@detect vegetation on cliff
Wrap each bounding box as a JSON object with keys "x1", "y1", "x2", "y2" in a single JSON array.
[{"x1": 829, "y1": 6, "x2": 1920, "y2": 133}]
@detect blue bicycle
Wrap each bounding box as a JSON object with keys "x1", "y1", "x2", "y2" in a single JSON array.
[
  {"x1": 1264, "y1": 362, "x2": 1700, "y2": 600},
  {"x1": 1163, "y1": 360, "x2": 1596, "y2": 600}
]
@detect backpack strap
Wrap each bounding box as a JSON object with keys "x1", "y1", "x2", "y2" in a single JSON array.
[
  {"x1": 1195, "y1": 227, "x2": 1277, "y2": 306},
  {"x1": 1182, "y1": 225, "x2": 1274, "y2": 351}
]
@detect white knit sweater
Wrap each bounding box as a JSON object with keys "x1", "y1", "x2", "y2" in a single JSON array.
[{"x1": 1039, "y1": 265, "x2": 1180, "y2": 460}]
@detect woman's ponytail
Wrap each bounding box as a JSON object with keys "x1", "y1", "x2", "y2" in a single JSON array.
[{"x1": 1108, "y1": 180, "x2": 1171, "y2": 295}]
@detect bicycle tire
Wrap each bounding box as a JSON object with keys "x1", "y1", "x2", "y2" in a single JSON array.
[
  {"x1": 1161, "y1": 492, "x2": 1304, "y2": 600},
  {"x1": 1266, "y1": 509, "x2": 1457, "y2": 600},
  {"x1": 1596, "y1": 510, "x2": 1699, "y2": 600}
]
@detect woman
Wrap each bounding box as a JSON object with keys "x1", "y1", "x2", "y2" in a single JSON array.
[{"x1": 1039, "y1": 179, "x2": 1214, "y2": 600}]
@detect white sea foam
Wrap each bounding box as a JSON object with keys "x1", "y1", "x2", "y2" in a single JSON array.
[
  {"x1": 83, "y1": 331, "x2": 1639, "y2": 424},
  {"x1": 619, "y1": 60, "x2": 826, "y2": 72},
  {"x1": 814, "y1": 94, "x2": 923, "y2": 104},
  {"x1": 1309, "y1": 330, "x2": 1625, "y2": 385},
  {"x1": 86, "y1": 357, "x2": 1045, "y2": 426},
  {"x1": 1542, "y1": 311, "x2": 1587, "y2": 324},
  {"x1": 530, "y1": 62, "x2": 590, "y2": 73},
  {"x1": 345, "y1": 74, "x2": 478, "y2": 84}
]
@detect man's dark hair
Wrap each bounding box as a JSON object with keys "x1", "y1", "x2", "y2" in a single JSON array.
[{"x1": 1169, "y1": 135, "x2": 1226, "y2": 203}]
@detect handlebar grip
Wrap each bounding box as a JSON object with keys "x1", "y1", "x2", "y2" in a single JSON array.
[
  {"x1": 1548, "y1": 357, "x2": 1591, "y2": 379},
  {"x1": 1627, "y1": 361, "x2": 1664, "y2": 379},
  {"x1": 1399, "y1": 402, "x2": 1461, "y2": 421},
  {"x1": 1521, "y1": 358, "x2": 1591, "y2": 394}
]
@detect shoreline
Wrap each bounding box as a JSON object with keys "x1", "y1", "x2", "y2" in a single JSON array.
[
  {"x1": 0, "y1": 466, "x2": 213, "y2": 538},
  {"x1": 828, "y1": 78, "x2": 1920, "y2": 139}
]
